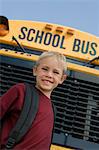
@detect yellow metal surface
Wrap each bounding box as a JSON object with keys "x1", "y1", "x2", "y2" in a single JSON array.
[
  {"x1": 0, "y1": 49, "x2": 99, "y2": 76},
  {"x1": 51, "y1": 144, "x2": 74, "y2": 150},
  {"x1": 0, "y1": 20, "x2": 99, "y2": 65}
]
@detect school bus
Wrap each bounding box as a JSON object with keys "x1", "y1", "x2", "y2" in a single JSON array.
[{"x1": 0, "y1": 16, "x2": 99, "y2": 150}]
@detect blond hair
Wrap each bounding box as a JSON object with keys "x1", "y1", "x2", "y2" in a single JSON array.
[{"x1": 35, "y1": 51, "x2": 67, "y2": 74}]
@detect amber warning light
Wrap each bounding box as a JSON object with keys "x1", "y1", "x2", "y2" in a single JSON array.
[{"x1": 0, "y1": 16, "x2": 9, "y2": 36}]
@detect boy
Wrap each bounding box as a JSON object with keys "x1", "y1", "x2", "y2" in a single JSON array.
[{"x1": 0, "y1": 51, "x2": 67, "y2": 150}]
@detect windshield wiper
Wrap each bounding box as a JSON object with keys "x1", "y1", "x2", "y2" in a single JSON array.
[
  {"x1": 83, "y1": 56, "x2": 99, "y2": 67},
  {"x1": 12, "y1": 36, "x2": 26, "y2": 53}
]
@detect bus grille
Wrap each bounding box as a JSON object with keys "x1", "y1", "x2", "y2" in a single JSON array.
[{"x1": 0, "y1": 60, "x2": 99, "y2": 145}]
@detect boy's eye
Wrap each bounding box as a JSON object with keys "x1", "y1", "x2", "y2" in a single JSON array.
[
  {"x1": 42, "y1": 67, "x2": 48, "y2": 71},
  {"x1": 53, "y1": 71, "x2": 59, "y2": 74}
]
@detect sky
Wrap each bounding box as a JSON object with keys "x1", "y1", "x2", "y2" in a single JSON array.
[{"x1": 0, "y1": 0, "x2": 99, "y2": 37}]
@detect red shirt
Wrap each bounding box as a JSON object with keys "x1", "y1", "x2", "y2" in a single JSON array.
[{"x1": 0, "y1": 83, "x2": 54, "y2": 150}]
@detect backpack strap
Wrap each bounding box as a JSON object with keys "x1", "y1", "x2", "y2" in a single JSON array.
[
  {"x1": 5, "y1": 83, "x2": 39, "y2": 149},
  {"x1": 52, "y1": 103, "x2": 57, "y2": 122},
  {"x1": 52, "y1": 103, "x2": 57, "y2": 130}
]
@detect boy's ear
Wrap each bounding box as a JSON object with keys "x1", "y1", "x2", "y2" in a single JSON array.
[
  {"x1": 33, "y1": 66, "x2": 37, "y2": 76},
  {"x1": 59, "y1": 74, "x2": 67, "y2": 84}
]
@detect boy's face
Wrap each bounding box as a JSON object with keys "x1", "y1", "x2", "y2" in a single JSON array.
[{"x1": 33, "y1": 56, "x2": 66, "y2": 97}]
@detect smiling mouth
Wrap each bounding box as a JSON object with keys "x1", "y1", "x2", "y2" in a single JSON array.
[{"x1": 42, "y1": 79, "x2": 53, "y2": 84}]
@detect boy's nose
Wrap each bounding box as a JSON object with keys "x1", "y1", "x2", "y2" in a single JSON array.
[{"x1": 47, "y1": 71, "x2": 53, "y2": 78}]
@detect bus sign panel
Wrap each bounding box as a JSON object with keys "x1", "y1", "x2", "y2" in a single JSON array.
[
  {"x1": 18, "y1": 26, "x2": 99, "y2": 63},
  {"x1": 18, "y1": 26, "x2": 97, "y2": 57},
  {"x1": 0, "y1": 20, "x2": 99, "y2": 64}
]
